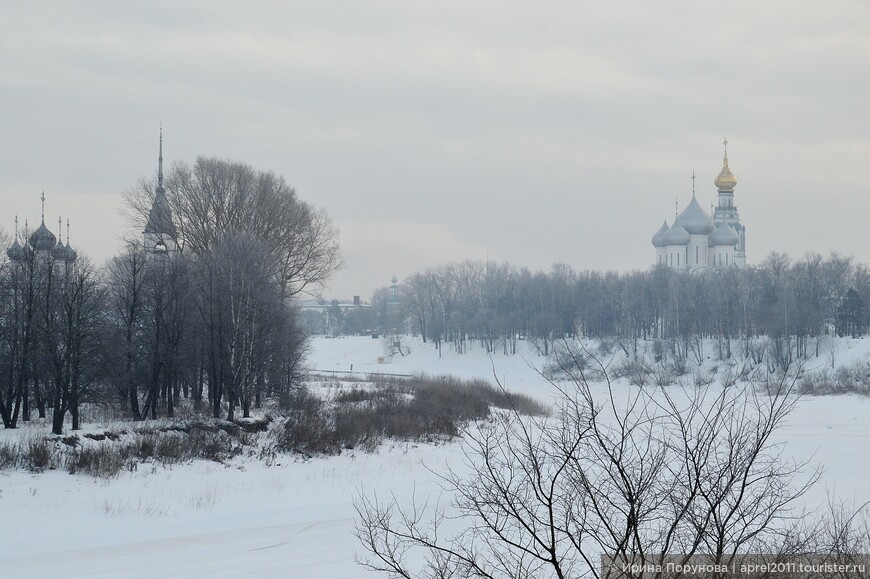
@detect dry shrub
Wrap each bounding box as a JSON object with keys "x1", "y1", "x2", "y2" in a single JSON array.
[
  {"x1": 653, "y1": 365, "x2": 675, "y2": 387},
  {"x1": 278, "y1": 387, "x2": 340, "y2": 455},
  {"x1": 0, "y1": 440, "x2": 18, "y2": 469},
  {"x1": 25, "y1": 437, "x2": 57, "y2": 471},
  {"x1": 798, "y1": 361, "x2": 870, "y2": 396},
  {"x1": 0, "y1": 417, "x2": 248, "y2": 479},
  {"x1": 68, "y1": 446, "x2": 130, "y2": 477},
  {"x1": 693, "y1": 367, "x2": 716, "y2": 387},
  {"x1": 277, "y1": 376, "x2": 547, "y2": 457},
  {"x1": 614, "y1": 359, "x2": 651, "y2": 387}
]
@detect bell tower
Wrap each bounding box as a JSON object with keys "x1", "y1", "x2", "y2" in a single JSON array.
[{"x1": 713, "y1": 138, "x2": 746, "y2": 265}]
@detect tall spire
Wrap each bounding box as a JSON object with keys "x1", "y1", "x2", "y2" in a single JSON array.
[
  {"x1": 14, "y1": 215, "x2": 18, "y2": 242},
  {"x1": 691, "y1": 170, "x2": 696, "y2": 198},
  {"x1": 723, "y1": 137, "x2": 728, "y2": 161},
  {"x1": 145, "y1": 125, "x2": 178, "y2": 250},
  {"x1": 157, "y1": 124, "x2": 164, "y2": 189},
  {"x1": 40, "y1": 191, "x2": 46, "y2": 223},
  {"x1": 66, "y1": 219, "x2": 70, "y2": 244}
]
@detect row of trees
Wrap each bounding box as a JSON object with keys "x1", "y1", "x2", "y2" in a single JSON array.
[
  {"x1": 0, "y1": 157, "x2": 341, "y2": 433},
  {"x1": 0, "y1": 250, "x2": 104, "y2": 433},
  {"x1": 380, "y1": 254, "x2": 868, "y2": 358}
]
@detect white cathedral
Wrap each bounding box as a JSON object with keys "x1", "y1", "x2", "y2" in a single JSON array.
[{"x1": 652, "y1": 139, "x2": 746, "y2": 270}]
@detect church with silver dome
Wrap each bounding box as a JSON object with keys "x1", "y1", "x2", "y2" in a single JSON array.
[
  {"x1": 651, "y1": 139, "x2": 746, "y2": 270},
  {"x1": 6, "y1": 128, "x2": 174, "y2": 266},
  {"x1": 6, "y1": 193, "x2": 78, "y2": 266}
]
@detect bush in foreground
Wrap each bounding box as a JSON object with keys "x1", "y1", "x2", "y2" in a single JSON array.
[{"x1": 355, "y1": 357, "x2": 838, "y2": 579}]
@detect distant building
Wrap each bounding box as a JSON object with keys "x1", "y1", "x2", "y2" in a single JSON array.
[
  {"x1": 298, "y1": 297, "x2": 372, "y2": 335},
  {"x1": 388, "y1": 274, "x2": 399, "y2": 304},
  {"x1": 6, "y1": 193, "x2": 78, "y2": 266},
  {"x1": 144, "y1": 127, "x2": 178, "y2": 255},
  {"x1": 652, "y1": 139, "x2": 746, "y2": 269}
]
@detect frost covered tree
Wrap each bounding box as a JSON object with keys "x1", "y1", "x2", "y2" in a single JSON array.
[
  {"x1": 378, "y1": 251, "x2": 870, "y2": 366},
  {"x1": 105, "y1": 243, "x2": 149, "y2": 419},
  {"x1": 123, "y1": 156, "x2": 342, "y2": 298},
  {"x1": 114, "y1": 156, "x2": 341, "y2": 422}
]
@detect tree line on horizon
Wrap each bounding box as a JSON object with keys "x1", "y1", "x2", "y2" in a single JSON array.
[
  {"x1": 0, "y1": 157, "x2": 341, "y2": 433},
  {"x1": 349, "y1": 253, "x2": 869, "y2": 364}
]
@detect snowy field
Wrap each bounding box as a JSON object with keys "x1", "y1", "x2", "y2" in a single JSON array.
[{"x1": 2, "y1": 336, "x2": 870, "y2": 578}]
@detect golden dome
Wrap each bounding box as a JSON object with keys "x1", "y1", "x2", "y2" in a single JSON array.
[{"x1": 714, "y1": 138, "x2": 737, "y2": 191}]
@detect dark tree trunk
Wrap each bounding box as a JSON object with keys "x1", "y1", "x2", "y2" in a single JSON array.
[
  {"x1": 0, "y1": 393, "x2": 12, "y2": 428},
  {"x1": 127, "y1": 332, "x2": 141, "y2": 420},
  {"x1": 51, "y1": 403, "x2": 65, "y2": 435},
  {"x1": 70, "y1": 390, "x2": 80, "y2": 431},
  {"x1": 226, "y1": 389, "x2": 235, "y2": 422},
  {"x1": 165, "y1": 372, "x2": 174, "y2": 418},
  {"x1": 35, "y1": 380, "x2": 46, "y2": 419},
  {"x1": 193, "y1": 364, "x2": 204, "y2": 409}
]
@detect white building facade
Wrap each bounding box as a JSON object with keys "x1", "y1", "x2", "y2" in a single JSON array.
[{"x1": 652, "y1": 140, "x2": 746, "y2": 270}]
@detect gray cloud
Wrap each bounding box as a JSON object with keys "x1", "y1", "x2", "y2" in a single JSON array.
[{"x1": 1, "y1": 1, "x2": 867, "y2": 298}]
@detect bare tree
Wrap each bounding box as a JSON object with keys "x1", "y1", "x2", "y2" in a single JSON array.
[
  {"x1": 57, "y1": 258, "x2": 106, "y2": 431},
  {"x1": 0, "y1": 242, "x2": 37, "y2": 427},
  {"x1": 137, "y1": 250, "x2": 192, "y2": 419},
  {"x1": 105, "y1": 243, "x2": 149, "y2": 419},
  {"x1": 123, "y1": 156, "x2": 342, "y2": 297},
  {"x1": 116, "y1": 155, "x2": 339, "y2": 422},
  {"x1": 214, "y1": 234, "x2": 279, "y2": 420},
  {"x1": 356, "y1": 352, "x2": 818, "y2": 578},
  {"x1": 35, "y1": 256, "x2": 106, "y2": 434}
]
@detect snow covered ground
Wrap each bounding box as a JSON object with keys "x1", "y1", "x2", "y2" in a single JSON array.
[
  {"x1": 2, "y1": 336, "x2": 870, "y2": 578},
  {"x1": 309, "y1": 335, "x2": 557, "y2": 399}
]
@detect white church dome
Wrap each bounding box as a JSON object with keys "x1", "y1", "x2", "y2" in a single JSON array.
[
  {"x1": 651, "y1": 220, "x2": 670, "y2": 247},
  {"x1": 662, "y1": 218, "x2": 690, "y2": 245},
  {"x1": 708, "y1": 221, "x2": 740, "y2": 246},
  {"x1": 678, "y1": 196, "x2": 715, "y2": 235}
]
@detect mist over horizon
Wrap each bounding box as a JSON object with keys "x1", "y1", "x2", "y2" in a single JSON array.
[{"x1": 2, "y1": 1, "x2": 868, "y2": 299}]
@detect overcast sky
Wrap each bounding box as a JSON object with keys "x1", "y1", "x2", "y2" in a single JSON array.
[{"x1": 1, "y1": 1, "x2": 868, "y2": 299}]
